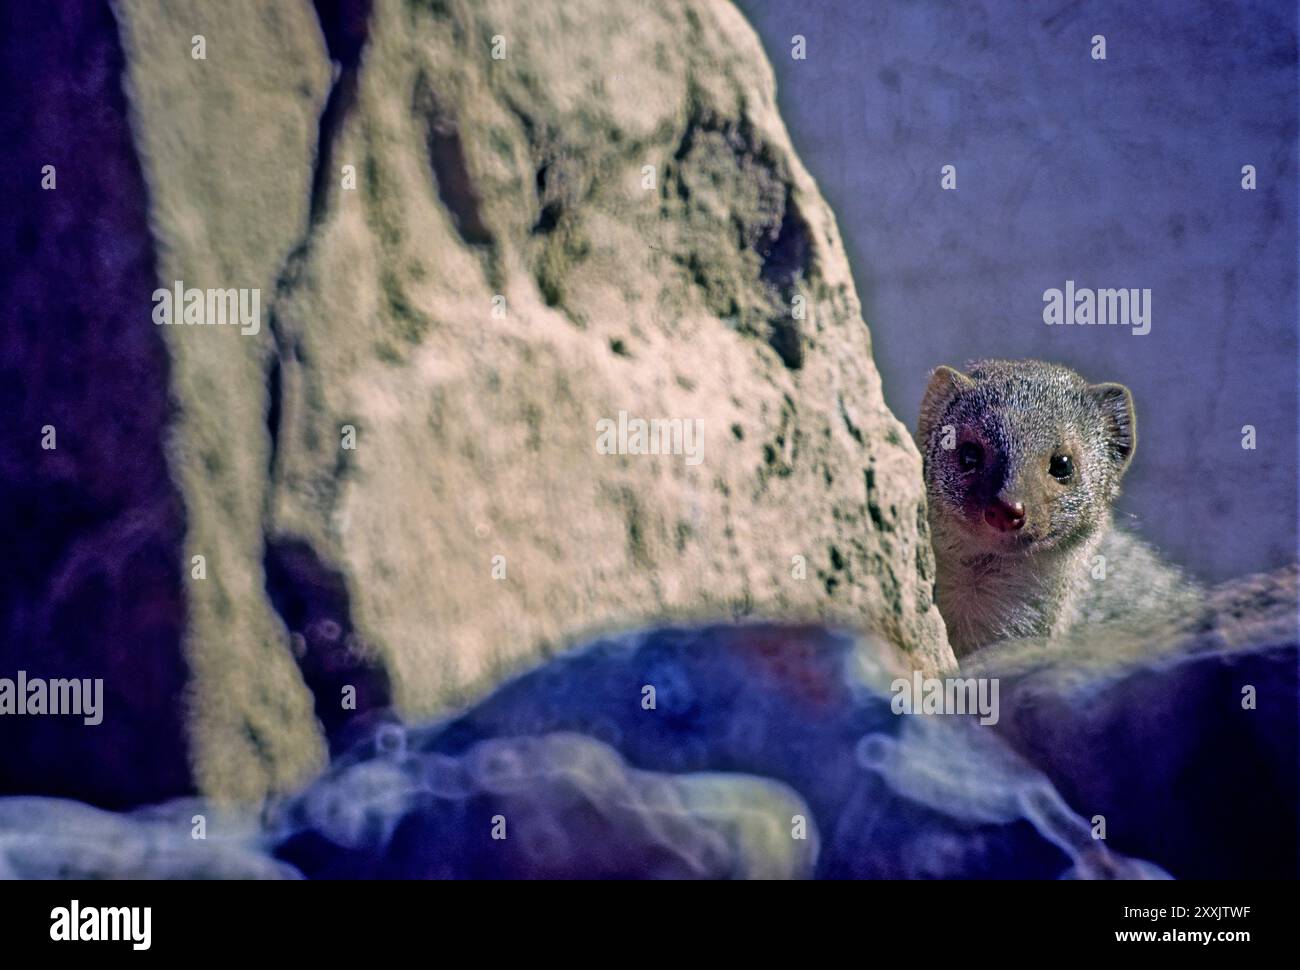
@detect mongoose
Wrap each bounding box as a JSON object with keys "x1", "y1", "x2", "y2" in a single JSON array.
[{"x1": 916, "y1": 359, "x2": 1200, "y2": 656}]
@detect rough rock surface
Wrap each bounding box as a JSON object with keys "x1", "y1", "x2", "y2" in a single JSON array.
[
  {"x1": 113, "y1": 0, "x2": 333, "y2": 802},
  {"x1": 113, "y1": 0, "x2": 953, "y2": 798}
]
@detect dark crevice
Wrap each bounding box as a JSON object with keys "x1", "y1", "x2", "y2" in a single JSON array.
[
  {"x1": 533, "y1": 198, "x2": 563, "y2": 235},
  {"x1": 307, "y1": 68, "x2": 361, "y2": 227},
  {"x1": 415, "y1": 73, "x2": 494, "y2": 247},
  {"x1": 759, "y1": 192, "x2": 812, "y2": 371},
  {"x1": 306, "y1": 0, "x2": 372, "y2": 226},
  {"x1": 313, "y1": 0, "x2": 372, "y2": 68},
  {"x1": 265, "y1": 352, "x2": 282, "y2": 476},
  {"x1": 864, "y1": 467, "x2": 887, "y2": 532},
  {"x1": 767, "y1": 315, "x2": 804, "y2": 370},
  {"x1": 672, "y1": 109, "x2": 814, "y2": 371},
  {"x1": 837, "y1": 393, "x2": 865, "y2": 446},
  {"x1": 269, "y1": 0, "x2": 375, "y2": 471},
  {"x1": 264, "y1": 537, "x2": 393, "y2": 756},
  {"x1": 260, "y1": 0, "x2": 389, "y2": 761},
  {"x1": 531, "y1": 162, "x2": 555, "y2": 232},
  {"x1": 531, "y1": 158, "x2": 568, "y2": 236},
  {"x1": 760, "y1": 193, "x2": 812, "y2": 292}
]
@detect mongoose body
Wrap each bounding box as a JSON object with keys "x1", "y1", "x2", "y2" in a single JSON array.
[{"x1": 916, "y1": 359, "x2": 1199, "y2": 656}]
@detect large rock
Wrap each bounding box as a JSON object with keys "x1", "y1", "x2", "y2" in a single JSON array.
[{"x1": 114, "y1": 0, "x2": 953, "y2": 798}]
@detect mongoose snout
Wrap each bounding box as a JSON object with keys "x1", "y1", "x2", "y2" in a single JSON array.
[{"x1": 984, "y1": 499, "x2": 1025, "y2": 532}]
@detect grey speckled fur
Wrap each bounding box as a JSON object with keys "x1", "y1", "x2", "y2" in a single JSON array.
[
  {"x1": 917, "y1": 359, "x2": 1201, "y2": 656},
  {"x1": 1073, "y1": 527, "x2": 1200, "y2": 629}
]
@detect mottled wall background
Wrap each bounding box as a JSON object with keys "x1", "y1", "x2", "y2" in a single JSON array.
[{"x1": 739, "y1": 0, "x2": 1298, "y2": 583}]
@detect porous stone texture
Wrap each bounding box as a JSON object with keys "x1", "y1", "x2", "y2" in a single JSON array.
[{"x1": 114, "y1": 0, "x2": 953, "y2": 798}]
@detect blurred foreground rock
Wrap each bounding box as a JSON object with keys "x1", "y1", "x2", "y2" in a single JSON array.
[
  {"x1": 0, "y1": 798, "x2": 297, "y2": 880},
  {"x1": 968, "y1": 565, "x2": 1299, "y2": 879},
  {"x1": 7, "y1": 569, "x2": 1291, "y2": 878}
]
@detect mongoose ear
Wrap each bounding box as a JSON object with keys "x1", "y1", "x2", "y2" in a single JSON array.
[
  {"x1": 1090, "y1": 382, "x2": 1136, "y2": 471},
  {"x1": 918, "y1": 365, "x2": 975, "y2": 445}
]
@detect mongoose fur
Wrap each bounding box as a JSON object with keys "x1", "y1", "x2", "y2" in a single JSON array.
[{"x1": 916, "y1": 359, "x2": 1201, "y2": 656}]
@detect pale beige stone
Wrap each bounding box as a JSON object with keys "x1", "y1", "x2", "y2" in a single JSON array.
[{"x1": 119, "y1": 0, "x2": 954, "y2": 798}]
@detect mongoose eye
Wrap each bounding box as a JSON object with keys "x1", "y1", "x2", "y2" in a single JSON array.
[
  {"x1": 957, "y1": 442, "x2": 983, "y2": 472},
  {"x1": 1049, "y1": 454, "x2": 1074, "y2": 481}
]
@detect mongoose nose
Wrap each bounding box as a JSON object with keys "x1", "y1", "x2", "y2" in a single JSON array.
[{"x1": 985, "y1": 500, "x2": 1026, "y2": 532}]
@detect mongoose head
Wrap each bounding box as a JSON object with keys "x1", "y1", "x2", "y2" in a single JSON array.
[{"x1": 917, "y1": 359, "x2": 1136, "y2": 557}]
